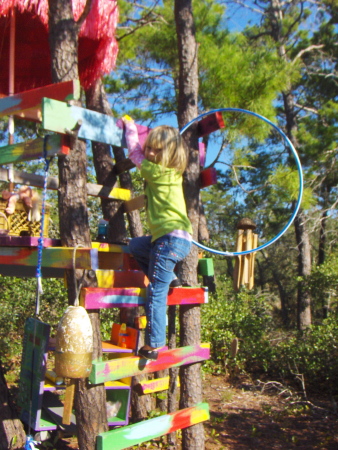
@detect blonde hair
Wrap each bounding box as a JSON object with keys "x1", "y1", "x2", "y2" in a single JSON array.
[{"x1": 144, "y1": 125, "x2": 188, "y2": 173}]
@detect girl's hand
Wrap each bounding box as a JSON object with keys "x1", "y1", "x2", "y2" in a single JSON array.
[{"x1": 122, "y1": 115, "x2": 134, "y2": 123}]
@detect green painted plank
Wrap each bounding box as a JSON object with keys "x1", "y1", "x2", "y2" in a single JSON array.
[
  {"x1": 42, "y1": 98, "x2": 124, "y2": 146},
  {"x1": 97, "y1": 402, "x2": 210, "y2": 450},
  {"x1": 17, "y1": 318, "x2": 51, "y2": 431},
  {"x1": 0, "y1": 246, "x2": 99, "y2": 270},
  {"x1": 89, "y1": 343, "x2": 210, "y2": 384},
  {"x1": 0, "y1": 134, "x2": 69, "y2": 165},
  {"x1": 198, "y1": 258, "x2": 215, "y2": 276}
]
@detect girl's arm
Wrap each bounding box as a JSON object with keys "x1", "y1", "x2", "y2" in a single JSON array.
[{"x1": 122, "y1": 116, "x2": 145, "y2": 169}]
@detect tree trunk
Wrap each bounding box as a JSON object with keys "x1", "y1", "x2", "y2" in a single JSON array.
[
  {"x1": 269, "y1": 0, "x2": 313, "y2": 331},
  {"x1": 175, "y1": 1, "x2": 205, "y2": 449},
  {"x1": 85, "y1": 81, "x2": 127, "y2": 243},
  {"x1": 294, "y1": 209, "x2": 312, "y2": 329},
  {"x1": 48, "y1": 2, "x2": 108, "y2": 449},
  {"x1": 0, "y1": 363, "x2": 26, "y2": 449},
  {"x1": 318, "y1": 209, "x2": 328, "y2": 266},
  {"x1": 167, "y1": 305, "x2": 179, "y2": 448}
]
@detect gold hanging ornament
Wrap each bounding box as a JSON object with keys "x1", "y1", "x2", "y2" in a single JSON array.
[
  {"x1": 55, "y1": 305, "x2": 93, "y2": 379},
  {"x1": 233, "y1": 218, "x2": 258, "y2": 291}
]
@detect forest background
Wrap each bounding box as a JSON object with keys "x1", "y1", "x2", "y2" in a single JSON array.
[{"x1": 0, "y1": 0, "x2": 337, "y2": 420}]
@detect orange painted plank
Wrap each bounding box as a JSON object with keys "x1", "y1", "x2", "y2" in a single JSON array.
[
  {"x1": 0, "y1": 80, "x2": 80, "y2": 119},
  {"x1": 167, "y1": 287, "x2": 208, "y2": 305}
]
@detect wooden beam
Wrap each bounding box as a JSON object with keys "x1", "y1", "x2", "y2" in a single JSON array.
[
  {"x1": 89, "y1": 343, "x2": 210, "y2": 384},
  {"x1": 123, "y1": 195, "x2": 145, "y2": 213},
  {"x1": 113, "y1": 158, "x2": 136, "y2": 175},
  {"x1": 86, "y1": 185, "x2": 131, "y2": 201},
  {"x1": 0, "y1": 134, "x2": 70, "y2": 165},
  {"x1": 97, "y1": 402, "x2": 210, "y2": 450},
  {"x1": 0, "y1": 168, "x2": 130, "y2": 200},
  {"x1": 0, "y1": 81, "x2": 80, "y2": 118}
]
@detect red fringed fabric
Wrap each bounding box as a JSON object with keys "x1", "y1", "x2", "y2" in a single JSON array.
[{"x1": 0, "y1": 0, "x2": 119, "y2": 93}]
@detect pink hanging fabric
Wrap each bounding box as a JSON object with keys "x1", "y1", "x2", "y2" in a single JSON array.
[{"x1": 0, "y1": 0, "x2": 119, "y2": 93}]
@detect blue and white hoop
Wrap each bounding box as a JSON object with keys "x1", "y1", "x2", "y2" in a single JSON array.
[{"x1": 180, "y1": 108, "x2": 303, "y2": 256}]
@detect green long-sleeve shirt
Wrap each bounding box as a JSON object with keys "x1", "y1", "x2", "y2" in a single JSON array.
[{"x1": 141, "y1": 159, "x2": 192, "y2": 242}]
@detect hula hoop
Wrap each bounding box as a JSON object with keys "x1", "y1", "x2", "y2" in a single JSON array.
[{"x1": 180, "y1": 108, "x2": 303, "y2": 256}]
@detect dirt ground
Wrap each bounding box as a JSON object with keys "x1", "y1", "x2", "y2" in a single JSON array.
[{"x1": 45, "y1": 373, "x2": 338, "y2": 450}]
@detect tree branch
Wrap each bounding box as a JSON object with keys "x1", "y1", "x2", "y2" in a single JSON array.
[
  {"x1": 292, "y1": 44, "x2": 325, "y2": 64},
  {"x1": 77, "y1": 0, "x2": 93, "y2": 28}
]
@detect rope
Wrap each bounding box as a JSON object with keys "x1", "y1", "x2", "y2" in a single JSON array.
[
  {"x1": 72, "y1": 244, "x2": 86, "y2": 307},
  {"x1": 35, "y1": 135, "x2": 51, "y2": 316},
  {"x1": 25, "y1": 136, "x2": 52, "y2": 448}
]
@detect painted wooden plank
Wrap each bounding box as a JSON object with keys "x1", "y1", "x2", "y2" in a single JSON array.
[
  {"x1": 89, "y1": 343, "x2": 210, "y2": 384},
  {"x1": 102, "y1": 342, "x2": 133, "y2": 353},
  {"x1": 0, "y1": 134, "x2": 70, "y2": 165},
  {"x1": 0, "y1": 235, "x2": 61, "y2": 247},
  {"x1": 0, "y1": 80, "x2": 80, "y2": 118},
  {"x1": 17, "y1": 318, "x2": 53, "y2": 431},
  {"x1": 200, "y1": 167, "x2": 217, "y2": 188},
  {"x1": 0, "y1": 168, "x2": 132, "y2": 201},
  {"x1": 42, "y1": 98, "x2": 124, "y2": 146},
  {"x1": 167, "y1": 287, "x2": 208, "y2": 305},
  {"x1": 97, "y1": 402, "x2": 209, "y2": 450},
  {"x1": 95, "y1": 270, "x2": 147, "y2": 288},
  {"x1": 80, "y1": 287, "x2": 147, "y2": 309},
  {"x1": 81, "y1": 286, "x2": 207, "y2": 309},
  {"x1": 87, "y1": 185, "x2": 131, "y2": 201},
  {"x1": 0, "y1": 265, "x2": 65, "y2": 278},
  {"x1": 92, "y1": 243, "x2": 129, "y2": 253},
  {"x1": 136, "y1": 376, "x2": 180, "y2": 395},
  {"x1": 198, "y1": 258, "x2": 215, "y2": 276},
  {"x1": 14, "y1": 107, "x2": 42, "y2": 122},
  {"x1": 197, "y1": 111, "x2": 225, "y2": 137},
  {"x1": 97, "y1": 252, "x2": 125, "y2": 270},
  {"x1": 123, "y1": 195, "x2": 145, "y2": 213},
  {"x1": 42, "y1": 391, "x2": 76, "y2": 434},
  {"x1": 110, "y1": 323, "x2": 139, "y2": 350},
  {"x1": 0, "y1": 246, "x2": 99, "y2": 270}
]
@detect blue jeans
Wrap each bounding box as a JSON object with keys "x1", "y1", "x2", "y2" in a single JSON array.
[{"x1": 129, "y1": 234, "x2": 192, "y2": 348}]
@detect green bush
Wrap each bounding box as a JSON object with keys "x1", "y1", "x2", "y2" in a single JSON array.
[{"x1": 201, "y1": 275, "x2": 338, "y2": 395}]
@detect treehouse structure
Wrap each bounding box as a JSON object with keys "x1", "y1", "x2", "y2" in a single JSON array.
[{"x1": 0, "y1": 80, "x2": 218, "y2": 449}]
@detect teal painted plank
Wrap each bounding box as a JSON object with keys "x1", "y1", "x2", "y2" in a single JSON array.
[
  {"x1": 97, "y1": 402, "x2": 210, "y2": 450},
  {"x1": 17, "y1": 318, "x2": 51, "y2": 431},
  {"x1": 42, "y1": 98, "x2": 124, "y2": 146},
  {"x1": 0, "y1": 134, "x2": 69, "y2": 165},
  {"x1": 89, "y1": 344, "x2": 210, "y2": 384}
]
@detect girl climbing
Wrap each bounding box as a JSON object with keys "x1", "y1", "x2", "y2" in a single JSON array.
[{"x1": 122, "y1": 116, "x2": 192, "y2": 360}]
